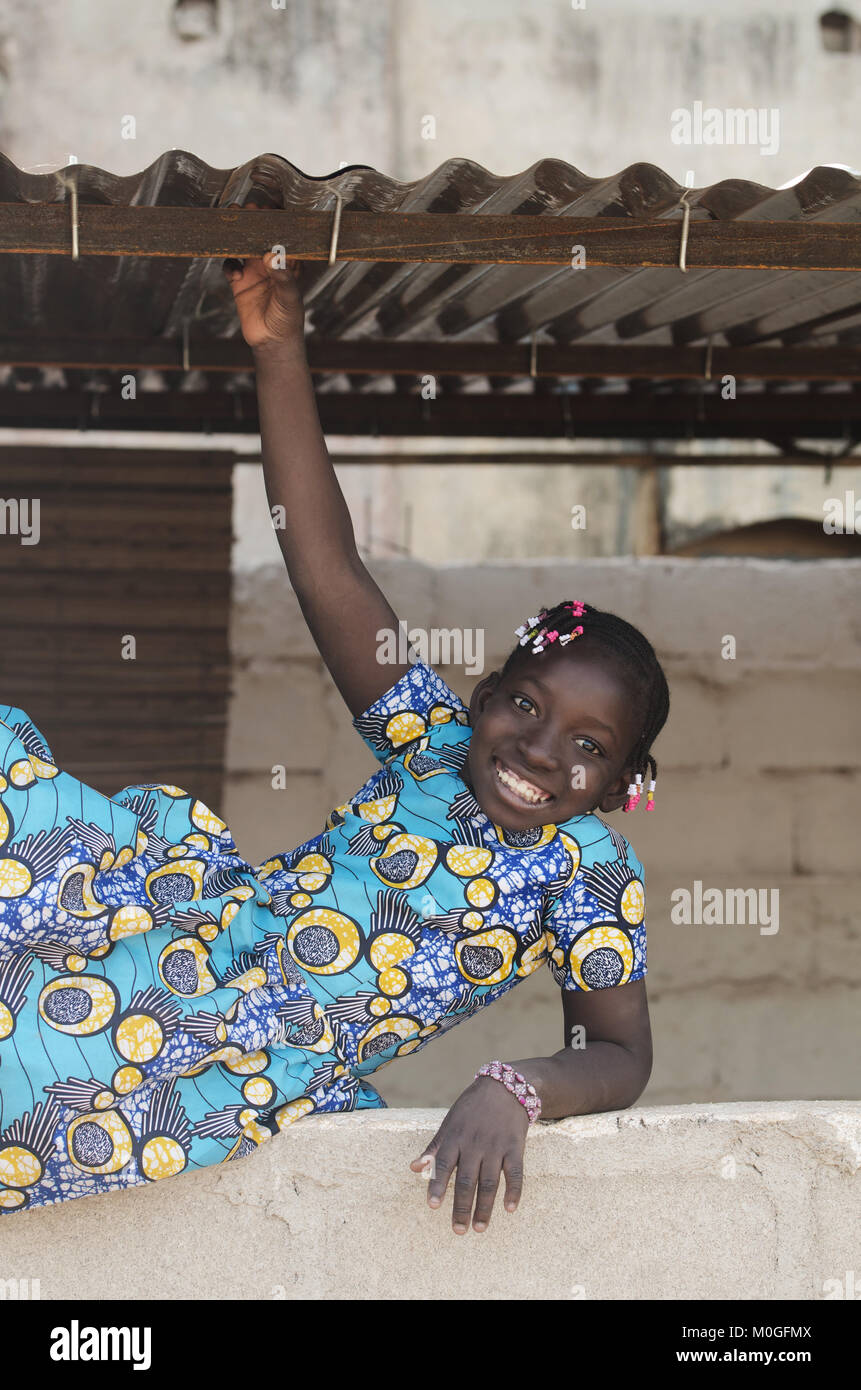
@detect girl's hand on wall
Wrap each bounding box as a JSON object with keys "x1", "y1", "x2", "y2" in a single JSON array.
[
  {"x1": 223, "y1": 209, "x2": 305, "y2": 353},
  {"x1": 409, "y1": 1077, "x2": 529, "y2": 1234}
]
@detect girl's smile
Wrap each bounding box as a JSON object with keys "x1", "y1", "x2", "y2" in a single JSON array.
[
  {"x1": 492, "y1": 756, "x2": 554, "y2": 807},
  {"x1": 462, "y1": 643, "x2": 643, "y2": 828}
]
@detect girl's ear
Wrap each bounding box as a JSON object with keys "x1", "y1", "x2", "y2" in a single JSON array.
[
  {"x1": 598, "y1": 770, "x2": 631, "y2": 815},
  {"x1": 468, "y1": 671, "x2": 501, "y2": 723}
]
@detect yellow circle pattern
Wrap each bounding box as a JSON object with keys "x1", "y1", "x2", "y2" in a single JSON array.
[
  {"x1": 67, "y1": 1111, "x2": 134, "y2": 1175},
  {"x1": 621, "y1": 879, "x2": 645, "y2": 925},
  {"x1": 114, "y1": 1013, "x2": 165, "y2": 1064},
  {"x1": 140, "y1": 1137, "x2": 187, "y2": 1182},
  {"x1": 0, "y1": 859, "x2": 32, "y2": 898},
  {"x1": 38, "y1": 976, "x2": 117, "y2": 1036},
  {"x1": 287, "y1": 908, "x2": 361, "y2": 975},
  {"x1": 568, "y1": 925, "x2": 634, "y2": 990},
  {"x1": 0, "y1": 1144, "x2": 42, "y2": 1188}
]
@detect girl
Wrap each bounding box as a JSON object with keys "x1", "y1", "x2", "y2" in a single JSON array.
[{"x1": 0, "y1": 246, "x2": 668, "y2": 1236}]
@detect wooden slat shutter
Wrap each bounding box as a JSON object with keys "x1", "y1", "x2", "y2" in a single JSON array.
[{"x1": 0, "y1": 448, "x2": 233, "y2": 815}]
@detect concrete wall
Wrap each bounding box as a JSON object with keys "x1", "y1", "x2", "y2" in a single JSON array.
[
  {"x1": 0, "y1": 0, "x2": 855, "y2": 187},
  {"x1": 224, "y1": 550, "x2": 861, "y2": 1109},
  {"x1": 233, "y1": 449, "x2": 861, "y2": 566},
  {"x1": 4, "y1": 1103, "x2": 860, "y2": 1299}
]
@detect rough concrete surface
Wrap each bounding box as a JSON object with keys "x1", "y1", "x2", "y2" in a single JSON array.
[{"x1": 2, "y1": 1104, "x2": 859, "y2": 1300}]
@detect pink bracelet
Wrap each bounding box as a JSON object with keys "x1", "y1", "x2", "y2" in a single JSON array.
[{"x1": 474, "y1": 1059, "x2": 542, "y2": 1124}]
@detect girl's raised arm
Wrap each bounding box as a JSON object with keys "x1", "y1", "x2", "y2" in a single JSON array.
[{"x1": 225, "y1": 248, "x2": 412, "y2": 718}]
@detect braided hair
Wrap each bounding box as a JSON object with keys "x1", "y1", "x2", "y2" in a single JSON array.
[{"x1": 500, "y1": 600, "x2": 670, "y2": 807}]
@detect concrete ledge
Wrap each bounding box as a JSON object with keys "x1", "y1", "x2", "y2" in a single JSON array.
[{"x1": 3, "y1": 1103, "x2": 860, "y2": 1300}]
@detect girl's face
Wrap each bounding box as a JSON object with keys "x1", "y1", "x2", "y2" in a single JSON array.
[{"x1": 462, "y1": 644, "x2": 642, "y2": 829}]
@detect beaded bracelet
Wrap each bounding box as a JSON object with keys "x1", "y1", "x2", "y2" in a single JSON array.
[{"x1": 474, "y1": 1060, "x2": 542, "y2": 1124}]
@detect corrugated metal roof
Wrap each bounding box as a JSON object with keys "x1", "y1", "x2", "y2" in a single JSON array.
[{"x1": 1, "y1": 150, "x2": 861, "y2": 440}]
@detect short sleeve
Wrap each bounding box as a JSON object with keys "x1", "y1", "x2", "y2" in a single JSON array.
[
  {"x1": 543, "y1": 827, "x2": 647, "y2": 991},
  {"x1": 351, "y1": 661, "x2": 469, "y2": 763}
]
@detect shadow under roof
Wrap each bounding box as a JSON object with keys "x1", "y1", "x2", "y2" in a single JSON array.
[{"x1": 1, "y1": 150, "x2": 860, "y2": 444}]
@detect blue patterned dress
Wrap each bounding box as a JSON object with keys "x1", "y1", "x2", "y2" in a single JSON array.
[{"x1": 0, "y1": 661, "x2": 646, "y2": 1214}]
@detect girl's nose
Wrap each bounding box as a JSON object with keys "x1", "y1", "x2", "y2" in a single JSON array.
[{"x1": 516, "y1": 735, "x2": 559, "y2": 771}]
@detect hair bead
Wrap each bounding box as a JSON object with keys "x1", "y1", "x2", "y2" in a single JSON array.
[
  {"x1": 514, "y1": 601, "x2": 587, "y2": 656},
  {"x1": 645, "y1": 771, "x2": 657, "y2": 811}
]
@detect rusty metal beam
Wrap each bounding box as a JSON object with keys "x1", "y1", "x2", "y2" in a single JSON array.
[
  {"x1": 2, "y1": 334, "x2": 861, "y2": 381},
  {"x1": 2, "y1": 388, "x2": 861, "y2": 441},
  {"x1": 2, "y1": 204, "x2": 861, "y2": 269}
]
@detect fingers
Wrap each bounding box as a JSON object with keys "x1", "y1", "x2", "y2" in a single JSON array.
[
  {"x1": 423, "y1": 1146, "x2": 457, "y2": 1212},
  {"x1": 221, "y1": 199, "x2": 301, "y2": 285},
  {"x1": 450, "y1": 1159, "x2": 479, "y2": 1235},
  {"x1": 471, "y1": 1159, "x2": 503, "y2": 1232},
  {"x1": 260, "y1": 249, "x2": 302, "y2": 279},
  {"x1": 413, "y1": 1144, "x2": 524, "y2": 1233},
  {"x1": 425, "y1": 1156, "x2": 497, "y2": 1234},
  {"x1": 411, "y1": 1137, "x2": 475, "y2": 1231},
  {"x1": 222, "y1": 198, "x2": 258, "y2": 282},
  {"x1": 501, "y1": 1148, "x2": 524, "y2": 1213},
  {"x1": 222, "y1": 257, "x2": 246, "y2": 281},
  {"x1": 221, "y1": 256, "x2": 265, "y2": 292},
  {"x1": 408, "y1": 1137, "x2": 439, "y2": 1180},
  {"x1": 411, "y1": 1121, "x2": 526, "y2": 1224},
  {"x1": 221, "y1": 257, "x2": 300, "y2": 304}
]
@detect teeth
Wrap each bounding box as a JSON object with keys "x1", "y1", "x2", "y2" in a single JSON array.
[{"x1": 495, "y1": 761, "x2": 550, "y2": 804}]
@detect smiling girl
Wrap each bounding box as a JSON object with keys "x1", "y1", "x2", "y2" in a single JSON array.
[{"x1": 0, "y1": 246, "x2": 667, "y2": 1231}]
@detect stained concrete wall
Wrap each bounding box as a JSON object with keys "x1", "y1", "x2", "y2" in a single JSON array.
[
  {"x1": 224, "y1": 550, "x2": 861, "y2": 1109},
  {"x1": 0, "y1": 0, "x2": 855, "y2": 187},
  {"x1": 3, "y1": 1104, "x2": 860, "y2": 1300}
]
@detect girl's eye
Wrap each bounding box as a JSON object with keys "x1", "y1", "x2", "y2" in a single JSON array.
[
  {"x1": 512, "y1": 694, "x2": 536, "y2": 715},
  {"x1": 575, "y1": 736, "x2": 603, "y2": 756}
]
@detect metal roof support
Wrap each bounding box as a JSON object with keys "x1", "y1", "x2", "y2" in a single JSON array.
[
  {"x1": 1, "y1": 338, "x2": 859, "y2": 381},
  {"x1": 1, "y1": 204, "x2": 860, "y2": 271},
  {"x1": 2, "y1": 388, "x2": 860, "y2": 441}
]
